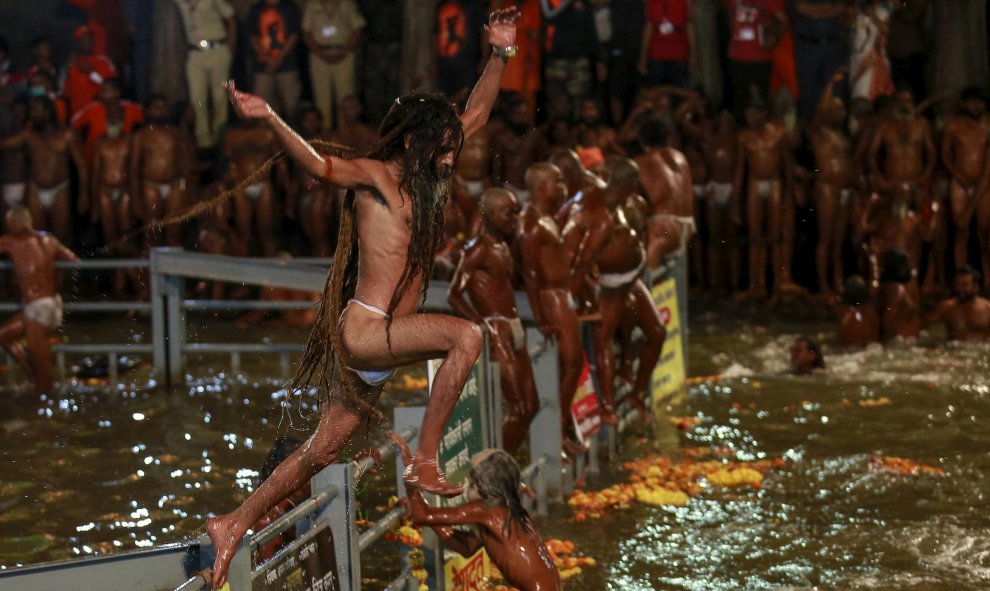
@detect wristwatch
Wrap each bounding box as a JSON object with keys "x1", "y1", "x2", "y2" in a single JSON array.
[{"x1": 492, "y1": 44, "x2": 519, "y2": 59}]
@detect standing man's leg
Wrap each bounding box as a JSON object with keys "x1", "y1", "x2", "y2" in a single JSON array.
[
  {"x1": 24, "y1": 319, "x2": 52, "y2": 394},
  {"x1": 253, "y1": 73, "x2": 278, "y2": 112},
  {"x1": 332, "y1": 53, "x2": 357, "y2": 129},
  {"x1": 208, "y1": 47, "x2": 233, "y2": 148},
  {"x1": 310, "y1": 54, "x2": 333, "y2": 128},
  {"x1": 187, "y1": 50, "x2": 212, "y2": 150},
  {"x1": 208, "y1": 386, "x2": 381, "y2": 589},
  {"x1": 276, "y1": 71, "x2": 302, "y2": 123},
  {"x1": 629, "y1": 279, "x2": 665, "y2": 413}
]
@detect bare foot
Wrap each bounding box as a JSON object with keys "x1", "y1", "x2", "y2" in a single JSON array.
[
  {"x1": 600, "y1": 407, "x2": 619, "y2": 426},
  {"x1": 562, "y1": 436, "x2": 588, "y2": 458},
  {"x1": 403, "y1": 456, "x2": 463, "y2": 497},
  {"x1": 207, "y1": 514, "x2": 242, "y2": 590},
  {"x1": 627, "y1": 395, "x2": 654, "y2": 424}
]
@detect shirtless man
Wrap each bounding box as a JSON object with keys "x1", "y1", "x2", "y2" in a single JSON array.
[
  {"x1": 835, "y1": 275, "x2": 879, "y2": 347},
  {"x1": 493, "y1": 93, "x2": 538, "y2": 200},
  {"x1": 0, "y1": 97, "x2": 87, "y2": 243},
  {"x1": 0, "y1": 207, "x2": 77, "y2": 394},
  {"x1": 448, "y1": 189, "x2": 537, "y2": 454},
  {"x1": 927, "y1": 265, "x2": 990, "y2": 341},
  {"x1": 733, "y1": 99, "x2": 796, "y2": 299},
  {"x1": 91, "y1": 113, "x2": 132, "y2": 294},
  {"x1": 702, "y1": 110, "x2": 739, "y2": 293},
  {"x1": 434, "y1": 178, "x2": 477, "y2": 280},
  {"x1": 877, "y1": 248, "x2": 920, "y2": 341},
  {"x1": 208, "y1": 9, "x2": 519, "y2": 588},
  {"x1": 868, "y1": 86, "x2": 937, "y2": 289},
  {"x1": 582, "y1": 157, "x2": 665, "y2": 424},
  {"x1": 519, "y1": 162, "x2": 585, "y2": 452},
  {"x1": 454, "y1": 117, "x2": 494, "y2": 203},
  {"x1": 576, "y1": 98, "x2": 618, "y2": 155},
  {"x1": 129, "y1": 95, "x2": 192, "y2": 248},
  {"x1": 810, "y1": 69, "x2": 856, "y2": 297},
  {"x1": 861, "y1": 183, "x2": 937, "y2": 287},
  {"x1": 329, "y1": 95, "x2": 379, "y2": 150},
  {"x1": 635, "y1": 116, "x2": 694, "y2": 272},
  {"x1": 1, "y1": 99, "x2": 28, "y2": 214},
  {"x1": 293, "y1": 106, "x2": 338, "y2": 257},
  {"x1": 223, "y1": 116, "x2": 287, "y2": 257},
  {"x1": 940, "y1": 88, "x2": 990, "y2": 274}
]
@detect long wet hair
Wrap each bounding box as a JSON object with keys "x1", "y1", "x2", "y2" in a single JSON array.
[
  {"x1": 144, "y1": 92, "x2": 463, "y2": 412},
  {"x1": 289, "y1": 92, "x2": 464, "y2": 409},
  {"x1": 469, "y1": 450, "x2": 535, "y2": 537}
]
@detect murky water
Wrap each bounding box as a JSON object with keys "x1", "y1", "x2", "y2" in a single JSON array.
[{"x1": 3, "y1": 310, "x2": 990, "y2": 590}]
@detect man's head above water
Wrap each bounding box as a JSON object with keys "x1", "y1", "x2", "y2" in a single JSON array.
[
  {"x1": 790, "y1": 336, "x2": 825, "y2": 375},
  {"x1": 954, "y1": 265, "x2": 982, "y2": 303}
]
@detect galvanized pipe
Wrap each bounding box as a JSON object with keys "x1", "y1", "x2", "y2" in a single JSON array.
[
  {"x1": 357, "y1": 505, "x2": 406, "y2": 552},
  {"x1": 353, "y1": 425, "x2": 417, "y2": 481},
  {"x1": 172, "y1": 573, "x2": 208, "y2": 591},
  {"x1": 249, "y1": 486, "x2": 339, "y2": 550}
]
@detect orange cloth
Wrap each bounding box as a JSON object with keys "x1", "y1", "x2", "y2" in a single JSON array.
[
  {"x1": 71, "y1": 100, "x2": 143, "y2": 164},
  {"x1": 63, "y1": 54, "x2": 117, "y2": 116},
  {"x1": 491, "y1": 0, "x2": 541, "y2": 119},
  {"x1": 578, "y1": 146, "x2": 604, "y2": 169},
  {"x1": 770, "y1": 31, "x2": 799, "y2": 99}
]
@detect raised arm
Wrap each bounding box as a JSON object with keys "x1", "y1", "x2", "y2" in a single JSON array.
[
  {"x1": 459, "y1": 8, "x2": 519, "y2": 138},
  {"x1": 447, "y1": 239, "x2": 487, "y2": 325},
  {"x1": 812, "y1": 67, "x2": 848, "y2": 131},
  {"x1": 226, "y1": 82, "x2": 384, "y2": 189}
]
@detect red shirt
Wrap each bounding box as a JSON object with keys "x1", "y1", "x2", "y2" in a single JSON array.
[
  {"x1": 63, "y1": 54, "x2": 117, "y2": 116},
  {"x1": 727, "y1": 0, "x2": 784, "y2": 63},
  {"x1": 71, "y1": 100, "x2": 143, "y2": 163},
  {"x1": 647, "y1": 0, "x2": 690, "y2": 62}
]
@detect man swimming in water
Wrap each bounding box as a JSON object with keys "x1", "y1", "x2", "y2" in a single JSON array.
[
  {"x1": 927, "y1": 265, "x2": 990, "y2": 342},
  {"x1": 206, "y1": 8, "x2": 520, "y2": 589}
]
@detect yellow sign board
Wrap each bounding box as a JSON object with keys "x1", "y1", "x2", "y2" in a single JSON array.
[
  {"x1": 650, "y1": 276, "x2": 686, "y2": 407},
  {"x1": 443, "y1": 547, "x2": 494, "y2": 590}
]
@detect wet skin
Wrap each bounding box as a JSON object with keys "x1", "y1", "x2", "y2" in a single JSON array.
[
  {"x1": 0, "y1": 104, "x2": 87, "y2": 243},
  {"x1": 206, "y1": 8, "x2": 521, "y2": 589},
  {"x1": 391, "y1": 432, "x2": 561, "y2": 591},
  {"x1": 448, "y1": 189, "x2": 537, "y2": 454},
  {"x1": 519, "y1": 163, "x2": 585, "y2": 451},
  {"x1": 733, "y1": 112, "x2": 795, "y2": 299},
  {"x1": 130, "y1": 105, "x2": 193, "y2": 248},
  {"x1": 0, "y1": 219, "x2": 77, "y2": 394}
]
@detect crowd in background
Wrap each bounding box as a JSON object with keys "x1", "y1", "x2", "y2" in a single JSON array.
[{"x1": 0, "y1": 0, "x2": 985, "y2": 317}]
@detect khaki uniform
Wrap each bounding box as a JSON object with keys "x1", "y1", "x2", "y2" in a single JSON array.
[
  {"x1": 302, "y1": 0, "x2": 366, "y2": 128},
  {"x1": 172, "y1": 0, "x2": 235, "y2": 148}
]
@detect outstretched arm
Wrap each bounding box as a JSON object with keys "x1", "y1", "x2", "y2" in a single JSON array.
[
  {"x1": 447, "y1": 240, "x2": 487, "y2": 325},
  {"x1": 225, "y1": 82, "x2": 384, "y2": 189},
  {"x1": 459, "y1": 8, "x2": 520, "y2": 138}
]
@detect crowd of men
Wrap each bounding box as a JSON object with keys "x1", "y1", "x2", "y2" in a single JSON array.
[{"x1": 0, "y1": 0, "x2": 988, "y2": 398}]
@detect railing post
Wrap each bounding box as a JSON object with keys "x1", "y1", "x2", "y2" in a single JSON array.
[
  {"x1": 526, "y1": 327, "x2": 564, "y2": 499},
  {"x1": 150, "y1": 248, "x2": 167, "y2": 382},
  {"x1": 150, "y1": 247, "x2": 187, "y2": 387},
  {"x1": 311, "y1": 463, "x2": 360, "y2": 591}
]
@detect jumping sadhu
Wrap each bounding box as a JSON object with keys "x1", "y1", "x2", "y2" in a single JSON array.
[{"x1": 205, "y1": 8, "x2": 520, "y2": 589}]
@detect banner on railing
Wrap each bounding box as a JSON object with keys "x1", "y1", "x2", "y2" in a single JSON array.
[
  {"x1": 428, "y1": 358, "x2": 486, "y2": 503},
  {"x1": 251, "y1": 524, "x2": 340, "y2": 591},
  {"x1": 571, "y1": 354, "x2": 602, "y2": 445},
  {"x1": 650, "y1": 275, "x2": 686, "y2": 407},
  {"x1": 443, "y1": 547, "x2": 492, "y2": 591}
]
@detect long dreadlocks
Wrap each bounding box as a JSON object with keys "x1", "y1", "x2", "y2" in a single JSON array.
[
  {"x1": 139, "y1": 92, "x2": 463, "y2": 413},
  {"x1": 289, "y1": 92, "x2": 464, "y2": 411}
]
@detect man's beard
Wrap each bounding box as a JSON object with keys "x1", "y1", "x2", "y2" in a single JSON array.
[
  {"x1": 436, "y1": 164, "x2": 453, "y2": 181},
  {"x1": 958, "y1": 291, "x2": 976, "y2": 303},
  {"x1": 894, "y1": 108, "x2": 913, "y2": 120},
  {"x1": 967, "y1": 110, "x2": 985, "y2": 120}
]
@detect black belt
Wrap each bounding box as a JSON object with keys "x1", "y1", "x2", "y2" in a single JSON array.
[
  {"x1": 189, "y1": 39, "x2": 227, "y2": 51},
  {"x1": 795, "y1": 34, "x2": 839, "y2": 45}
]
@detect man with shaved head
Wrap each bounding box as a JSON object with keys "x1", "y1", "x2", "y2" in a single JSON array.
[
  {"x1": 449, "y1": 188, "x2": 538, "y2": 454},
  {"x1": 561, "y1": 157, "x2": 665, "y2": 423},
  {"x1": 519, "y1": 162, "x2": 585, "y2": 454}
]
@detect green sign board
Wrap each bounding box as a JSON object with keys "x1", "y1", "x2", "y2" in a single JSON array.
[{"x1": 428, "y1": 358, "x2": 486, "y2": 505}]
